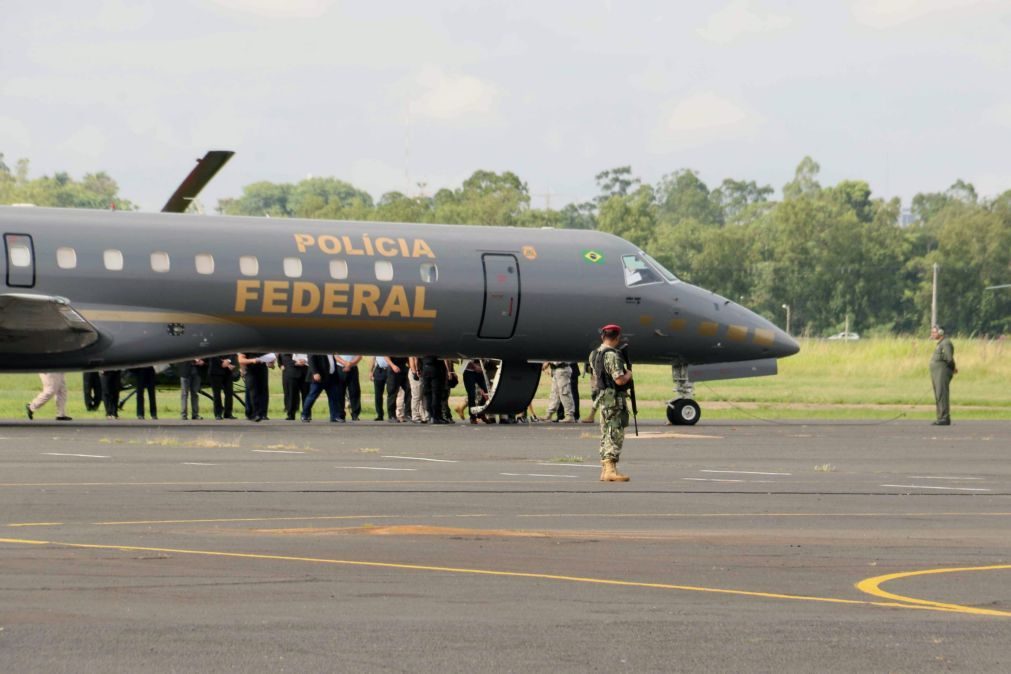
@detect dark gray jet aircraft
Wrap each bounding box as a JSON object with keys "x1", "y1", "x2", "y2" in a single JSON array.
[{"x1": 0, "y1": 160, "x2": 798, "y2": 425}]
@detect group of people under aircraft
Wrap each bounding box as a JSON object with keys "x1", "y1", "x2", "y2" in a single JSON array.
[
  {"x1": 28, "y1": 355, "x2": 588, "y2": 426},
  {"x1": 25, "y1": 323, "x2": 640, "y2": 484}
]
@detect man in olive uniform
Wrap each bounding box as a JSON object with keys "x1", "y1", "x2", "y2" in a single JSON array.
[
  {"x1": 929, "y1": 325, "x2": 958, "y2": 425},
  {"x1": 593, "y1": 324, "x2": 633, "y2": 482}
]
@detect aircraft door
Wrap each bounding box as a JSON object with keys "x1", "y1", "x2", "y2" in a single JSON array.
[
  {"x1": 4, "y1": 233, "x2": 35, "y2": 288},
  {"x1": 479, "y1": 254, "x2": 520, "y2": 339}
]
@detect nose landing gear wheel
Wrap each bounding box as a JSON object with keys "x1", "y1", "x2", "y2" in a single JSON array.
[{"x1": 666, "y1": 399, "x2": 701, "y2": 426}]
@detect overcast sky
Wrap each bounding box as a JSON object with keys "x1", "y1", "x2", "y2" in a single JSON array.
[{"x1": 2, "y1": 0, "x2": 1010, "y2": 212}]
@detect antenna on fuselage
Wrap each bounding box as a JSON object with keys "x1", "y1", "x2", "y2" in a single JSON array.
[{"x1": 161, "y1": 150, "x2": 235, "y2": 213}]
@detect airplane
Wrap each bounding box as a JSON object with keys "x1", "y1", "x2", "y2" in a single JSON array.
[{"x1": 0, "y1": 155, "x2": 799, "y2": 425}]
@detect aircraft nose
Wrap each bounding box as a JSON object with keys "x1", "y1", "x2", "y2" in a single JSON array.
[{"x1": 771, "y1": 328, "x2": 801, "y2": 358}]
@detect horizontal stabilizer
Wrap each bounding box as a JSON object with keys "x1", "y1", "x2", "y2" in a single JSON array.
[
  {"x1": 161, "y1": 150, "x2": 235, "y2": 213},
  {"x1": 687, "y1": 358, "x2": 777, "y2": 382},
  {"x1": 0, "y1": 294, "x2": 100, "y2": 354}
]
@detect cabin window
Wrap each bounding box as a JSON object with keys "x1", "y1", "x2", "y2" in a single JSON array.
[
  {"x1": 150, "y1": 251, "x2": 170, "y2": 273},
  {"x1": 9, "y1": 243, "x2": 31, "y2": 267},
  {"x1": 621, "y1": 254, "x2": 662, "y2": 287},
  {"x1": 283, "y1": 257, "x2": 303, "y2": 278},
  {"x1": 195, "y1": 254, "x2": 215, "y2": 275},
  {"x1": 56, "y1": 247, "x2": 77, "y2": 269},
  {"x1": 420, "y1": 262, "x2": 438, "y2": 283},
  {"x1": 374, "y1": 260, "x2": 394, "y2": 282},
  {"x1": 103, "y1": 249, "x2": 124, "y2": 271},
  {"x1": 239, "y1": 255, "x2": 259, "y2": 276},
  {"x1": 329, "y1": 259, "x2": 348, "y2": 280}
]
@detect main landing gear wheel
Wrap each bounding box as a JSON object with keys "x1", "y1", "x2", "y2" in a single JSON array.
[{"x1": 666, "y1": 399, "x2": 701, "y2": 426}]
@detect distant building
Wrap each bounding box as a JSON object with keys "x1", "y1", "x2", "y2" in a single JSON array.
[{"x1": 897, "y1": 208, "x2": 916, "y2": 227}]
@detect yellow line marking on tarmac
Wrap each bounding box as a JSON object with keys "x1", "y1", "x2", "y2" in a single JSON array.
[
  {"x1": 0, "y1": 536, "x2": 1006, "y2": 617},
  {"x1": 7, "y1": 522, "x2": 64, "y2": 527},
  {"x1": 856, "y1": 565, "x2": 1011, "y2": 617}
]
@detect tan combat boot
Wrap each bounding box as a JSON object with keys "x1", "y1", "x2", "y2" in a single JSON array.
[
  {"x1": 601, "y1": 459, "x2": 630, "y2": 482},
  {"x1": 599, "y1": 460, "x2": 606, "y2": 481}
]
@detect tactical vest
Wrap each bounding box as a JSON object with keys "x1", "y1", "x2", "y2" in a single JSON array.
[{"x1": 592, "y1": 346, "x2": 629, "y2": 393}]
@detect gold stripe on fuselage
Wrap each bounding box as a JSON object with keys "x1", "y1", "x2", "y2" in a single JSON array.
[{"x1": 79, "y1": 309, "x2": 434, "y2": 333}]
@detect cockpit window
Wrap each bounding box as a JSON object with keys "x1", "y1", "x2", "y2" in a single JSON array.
[
  {"x1": 621, "y1": 254, "x2": 663, "y2": 287},
  {"x1": 642, "y1": 252, "x2": 680, "y2": 283}
]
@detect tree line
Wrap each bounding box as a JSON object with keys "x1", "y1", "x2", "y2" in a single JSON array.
[{"x1": 3, "y1": 152, "x2": 1008, "y2": 336}]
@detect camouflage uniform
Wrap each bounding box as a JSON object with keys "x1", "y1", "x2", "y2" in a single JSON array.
[
  {"x1": 546, "y1": 362, "x2": 575, "y2": 420},
  {"x1": 597, "y1": 347, "x2": 629, "y2": 462},
  {"x1": 930, "y1": 335, "x2": 956, "y2": 424}
]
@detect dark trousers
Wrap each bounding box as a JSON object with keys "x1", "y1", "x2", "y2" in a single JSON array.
[
  {"x1": 423, "y1": 364, "x2": 447, "y2": 421},
  {"x1": 245, "y1": 365, "x2": 269, "y2": 420},
  {"x1": 337, "y1": 367, "x2": 361, "y2": 420},
  {"x1": 463, "y1": 369, "x2": 485, "y2": 421},
  {"x1": 131, "y1": 367, "x2": 157, "y2": 418},
  {"x1": 303, "y1": 379, "x2": 339, "y2": 421},
  {"x1": 82, "y1": 371, "x2": 102, "y2": 411},
  {"x1": 372, "y1": 369, "x2": 389, "y2": 419},
  {"x1": 386, "y1": 370, "x2": 411, "y2": 420},
  {"x1": 283, "y1": 367, "x2": 309, "y2": 419},
  {"x1": 100, "y1": 371, "x2": 121, "y2": 417},
  {"x1": 210, "y1": 374, "x2": 234, "y2": 418}
]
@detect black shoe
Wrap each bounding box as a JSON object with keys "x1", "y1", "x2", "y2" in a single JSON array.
[
  {"x1": 301, "y1": 416, "x2": 310, "y2": 422},
  {"x1": 215, "y1": 415, "x2": 223, "y2": 420},
  {"x1": 137, "y1": 415, "x2": 145, "y2": 420},
  {"x1": 25, "y1": 404, "x2": 33, "y2": 420},
  {"x1": 224, "y1": 415, "x2": 237, "y2": 420},
  {"x1": 192, "y1": 415, "x2": 203, "y2": 420},
  {"x1": 286, "y1": 415, "x2": 295, "y2": 421},
  {"x1": 351, "y1": 416, "x2": 359, "y2": 421},
  {"x1": 56, "y1": 416, "x2": 72, "y2": 421},
  {"x1": 151, "y1": 416, "x2": 158, "y2": 420},
  {"x1": 374, "y1": 416, "x2": 384, "y2": 421},
  {"x1": 387, "y1": 418, "x2": 399, "y2": 423},
  {"x1": 253, "y1": 416, "x2": 262, "y2": 422},
  {"x1": 181, "y1": 414, "x2": 188, "y2": 420},
  {"x1": 932, "y1": 420, "x2": 951, "y2": 426}
]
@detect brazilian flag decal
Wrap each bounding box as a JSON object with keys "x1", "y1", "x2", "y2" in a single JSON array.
[{"x1": 582, "y1": 249, "x2": 605, "y2": 264}]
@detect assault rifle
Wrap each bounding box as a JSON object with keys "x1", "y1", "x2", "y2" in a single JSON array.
[{"x1": 618, "y1": 342, "x2": 639, "y2": 437}]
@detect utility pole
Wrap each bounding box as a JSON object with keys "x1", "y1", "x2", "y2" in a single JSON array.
[
  {"x1": 781, "y1": 303, "x2": 791, "y2": 336},
  {"x1": 931, "y1": 263, "x2": 939, "y2": 327}
]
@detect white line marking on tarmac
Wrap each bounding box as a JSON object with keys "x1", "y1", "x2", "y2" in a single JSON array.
[
  {"x1": 701, "y1": 470, "x2": 792, "y2": 476},
  {"x1": 882, "y1": 484, "x2": 991, "y2": 492},
  {"x1": 907, "y1": 476, "x2": 984, "y2": 480},
  {"x1": 42, "y1": 453, "x2": 109, "y2": 459},
  {"x1": 536, "y1": 463, "x2": 599, "y2": 469},
  {"x1": 350, "y1": 466, "x2": 417, "y2": 471},
  {"x1": 252, "y1": 449, "x2": 305, "y2": 454},
  {"x1": 383, "y1": 455, "x2": 458, "y2": 463},
  {"x1": 183, "y1": 462, "x2": 217, "y2": 466},
  {"x1": 501, "y1": 473, "x2": 578, "y2": 478},
  {"x1": 683, "y1": 478, "x2": 745, "y2": 483}
]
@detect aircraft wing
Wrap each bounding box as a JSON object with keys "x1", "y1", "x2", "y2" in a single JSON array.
[
  {"x1": 161, "y1": 150, "x2": 235, "y2": 213},
  {"x1": 687, "y1": 358, "x2": 777, "y2": 382},
  {"x1": 0, "y1": 293, "x2": 100, "y2": 354}
]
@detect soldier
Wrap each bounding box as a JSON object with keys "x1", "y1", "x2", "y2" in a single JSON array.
[
  {"x1": 929, "y1": 325, "x2": 958, "y2": 425},
  {"x1": 544, "y1": 361, "x2": 576, "y2": 422},
  {"x1": 592, "y1": 324, "x2": 632, "y2": 482}
]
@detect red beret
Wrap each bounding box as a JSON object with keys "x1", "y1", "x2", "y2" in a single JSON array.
[{"x1": 600, "y1": 324, "x2": 622, "y2": 335}]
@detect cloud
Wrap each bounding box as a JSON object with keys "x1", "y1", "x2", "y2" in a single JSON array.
[
  {"x1": 849, "y1": 0, "x2": 995, "y2": 29},
  {"x1": 410, "y1": 68, "x2": 502, "y2": 123},
  {"x1": 697, "y1": 0, "x2": 793, "y2": 44},
  {"x1": 0, "y1": 117, "x2": 33, "y2": 154},
  {"x1": 982, "y1": 102, "x2": 1011, "y2": 129},
  {"x1": 61, "y1": 125, "x2": 108, "y2": 159},
  {"x1": 650, "y1": 91, "x2": 760, "y2": 150},
  {"x1": 203, "y1": 0, "x2": 335, "y2": 18}
]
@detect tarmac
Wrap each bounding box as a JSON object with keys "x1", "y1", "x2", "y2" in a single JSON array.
[{"x1": 1, "y1": 418, "x2": 1009, "y2": 672}]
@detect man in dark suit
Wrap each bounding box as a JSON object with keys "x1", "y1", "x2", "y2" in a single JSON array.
[
  {"x1": 237, "y1": 353, "x2": 272, "y2": 422},
  {"x1": 280, "y1": 353, "x2": 310, "y2": 420},
  {"x1": 208, "y1": 354, "x2": 238, "y2": 420},
  {"x1": 302, "y1": 354, "x2": 341, "y2": 422}
]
